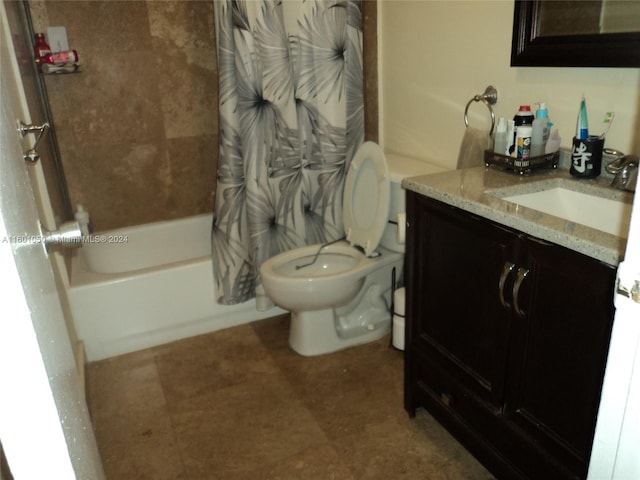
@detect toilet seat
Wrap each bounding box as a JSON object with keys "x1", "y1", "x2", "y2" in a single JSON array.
[{"x1": 343, "y1": 142, "x2": 390, "y2": 257}]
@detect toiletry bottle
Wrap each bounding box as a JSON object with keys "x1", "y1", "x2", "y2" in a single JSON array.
[
  {"x1": 75, "y1": 204, "x2": 92, "y2": 236},
  {"x1": 46, "y1": 50, "x2": 79, "y2": 65},
  {"x1": 545, "y1": 128, "x2": 561, "y2": 154},
  {"x1": 33, "y1": 33, "x2": 51, "y2": 67},
  {"x1": 516, "y1": 125, "x2": 533, "y2": 159},
  {"x1": 510, "y1": 105, "x2": 534, "y2": 155},
  {"x1": 531, "y1": 102, "x2": 550, "y2": 157},
  {"x1": 493, "y1": 117, "x2": 508, "y2": 155}
]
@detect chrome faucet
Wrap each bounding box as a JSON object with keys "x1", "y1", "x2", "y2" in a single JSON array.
[{"x1": 605, "y1": 153, "x2": 638, "y2": 192}]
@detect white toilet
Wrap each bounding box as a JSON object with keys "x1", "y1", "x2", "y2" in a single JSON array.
[{"x1": 260, "y1": 142, "x2": 446, "y2": 356}]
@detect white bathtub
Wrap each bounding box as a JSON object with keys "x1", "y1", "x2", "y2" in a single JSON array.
[{"x1": 69, "y1": 213, "x2": 284, "y2": 361}]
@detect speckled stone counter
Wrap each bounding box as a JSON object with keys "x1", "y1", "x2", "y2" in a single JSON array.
[{"x1": 402, "y1": 165, "x2": 634, "y2": 266}]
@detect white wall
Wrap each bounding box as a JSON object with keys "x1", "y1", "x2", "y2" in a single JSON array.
[{"x1": 380, "y1": 0, "x2": 640, "y2": 170}]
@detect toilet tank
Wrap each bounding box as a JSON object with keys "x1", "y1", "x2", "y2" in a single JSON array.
[{"x1": 380, "y1": 153, "x2": 448, "y2": 253}]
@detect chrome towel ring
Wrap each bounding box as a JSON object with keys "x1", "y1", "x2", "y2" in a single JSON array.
[{"x1": 464, "y1": 85, "x2": 498, "y2": 136}]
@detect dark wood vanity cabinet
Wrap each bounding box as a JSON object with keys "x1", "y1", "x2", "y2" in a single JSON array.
[{"x1": 404, "y1": 191, "x2": 617, "y2": 480}]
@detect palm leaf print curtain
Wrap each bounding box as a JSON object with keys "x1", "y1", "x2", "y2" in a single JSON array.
[{"x1": 212, "y1": 0, "x2": 364, "y2": 308}]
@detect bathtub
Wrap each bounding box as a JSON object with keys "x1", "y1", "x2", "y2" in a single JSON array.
[{"x1": 68, "y1": 213, "x2": 285, "y2": 361}]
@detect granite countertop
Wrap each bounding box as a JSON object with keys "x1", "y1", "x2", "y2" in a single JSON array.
[{"x1": 402, "y1": 165, "x2": 634, "y2": 266}]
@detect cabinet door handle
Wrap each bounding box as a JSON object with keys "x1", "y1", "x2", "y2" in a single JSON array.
[
  {"x1": 498, "y1": 261, "x2": 516, "y2": 309},
  {"x1": 512, "y1": 267, "x2": 530, "y2": 317}
]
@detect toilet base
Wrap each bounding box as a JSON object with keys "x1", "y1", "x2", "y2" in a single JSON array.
[
  {"x1": 289, "y1": 309, "x2": 390, "y2": 356},
  {"x1": 284, "y1": 250, "x2": 401, "y2": 356}
]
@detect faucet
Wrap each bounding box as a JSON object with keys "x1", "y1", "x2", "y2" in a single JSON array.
[{"x1": 605, "y1": 153, "x2": 638, "y2": 192}]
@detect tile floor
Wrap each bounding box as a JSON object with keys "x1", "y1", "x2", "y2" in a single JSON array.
[{"x1": 88, "y1": 314, "x2": 494, "y2": 480}]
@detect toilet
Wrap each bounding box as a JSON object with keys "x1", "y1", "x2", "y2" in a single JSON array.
[{"x1": 260, "y1": 142, "x2": 446, "y2": 356}]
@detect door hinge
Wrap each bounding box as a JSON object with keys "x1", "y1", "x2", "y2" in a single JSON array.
[
  {"x1": 616, "y1": 277, "x2": 640, "y2": 303},
  {"x1": 615, "y1": 260, "x2": 640, "y2": 305}
]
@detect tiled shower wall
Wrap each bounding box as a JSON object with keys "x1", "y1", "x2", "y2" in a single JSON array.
[
  {"x1": 30, "y1": 0, "x2": 218, "y2": 231},
  {"x1": 30, "y1": 0, "x2": 377, "y2": 232}
]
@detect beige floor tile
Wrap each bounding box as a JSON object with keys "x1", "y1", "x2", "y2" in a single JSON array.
[
  {"x1": 221, "y1": 444, "x2": 356, "y2": 480},
  {"x1": 154, "y1": 324, "x2": 279, "y2": 413},
  {"x1": 88, "y1": 349, "x2": 187, "y2": 479},
  {"x1": 89, "y1": 318, "x2": 494, "y2": 480},
  {"x1": 332, "y1": 410, "x2": 493, "y2": 480},
  {"x1": 268, "y1": 336, "x2": 406, "y2": 440},
  {"x1": 171, "y1": 374, "x2": 328, "y2": 478},
  {"x1": 97, "y1": 422, "x2": 187, "y2": 480},
  {"x1": 88, "y1": 348, "x2": 159, "y2": 417},
  {"x1": 411, "y1": 412, "x2": 495, "y2": 480},
  {"x1": 251, "y1": 314, "x2": 292, "y2": 355}
]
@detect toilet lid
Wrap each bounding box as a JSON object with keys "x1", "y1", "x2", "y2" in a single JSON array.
[{"x1": 343, "y1": 142, "x2": 390, "y2": 257}]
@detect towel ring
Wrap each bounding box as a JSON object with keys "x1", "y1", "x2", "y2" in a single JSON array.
[{"x1": 464, "y1": 85, "x2": 498, "y2": 136}]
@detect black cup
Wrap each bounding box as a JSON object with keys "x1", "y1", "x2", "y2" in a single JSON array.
[{"x1": 570, "y1": 136, "x2": 605, "y2": 178}]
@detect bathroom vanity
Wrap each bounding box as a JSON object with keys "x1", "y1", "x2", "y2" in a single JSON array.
[{"x1": 402, "y1": 166, "x2": 632, "y2": 480}]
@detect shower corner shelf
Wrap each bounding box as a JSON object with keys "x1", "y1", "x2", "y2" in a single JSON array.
[{"x1": 40, "y1": 64, "x2": 82, "y2": 75}]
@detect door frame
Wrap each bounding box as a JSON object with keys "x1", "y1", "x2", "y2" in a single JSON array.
[{"x1": 0, "y1": 2, "x2": 104, "y2": 477}]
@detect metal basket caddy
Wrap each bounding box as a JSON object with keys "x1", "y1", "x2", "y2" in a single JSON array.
[{"x1": 484, "y1": 149, "x2": 559, "y2": 175}]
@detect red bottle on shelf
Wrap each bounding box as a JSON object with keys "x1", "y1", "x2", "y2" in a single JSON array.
[
  {"x1": 33, "y1": 33, "x2": 51, "y2": 65},
  {"x1": 47, "y1": 50, "x2": 78, "y2": 65}
]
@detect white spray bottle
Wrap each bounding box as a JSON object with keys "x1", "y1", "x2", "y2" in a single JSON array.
[
  {"x1": 531, "y1": 103, "x2": 550, "y2": 157},
  {"x1": 74, "y1": 204, "x2": 92, "y2": 236}
]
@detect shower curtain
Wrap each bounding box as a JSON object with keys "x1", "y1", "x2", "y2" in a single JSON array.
[{"x1": 211, "y1": 0, "x2": 364, "y2": 308}]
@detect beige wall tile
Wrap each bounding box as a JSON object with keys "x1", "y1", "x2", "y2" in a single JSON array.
[
  {"x1": 41, "y1": 0, "x2": 217, "y2": 231},
  {"x1": 39, "y1": 0, "x2": 376, "y2": 232}
]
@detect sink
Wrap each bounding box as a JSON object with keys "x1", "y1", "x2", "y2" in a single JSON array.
[{"x1": 502, "y1": 187, "x2": 632, "y2": 238}]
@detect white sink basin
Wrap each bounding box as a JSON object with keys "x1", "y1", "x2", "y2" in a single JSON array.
[{"x1": 502, "y1": 187, "x2": 632, "y2": 238}]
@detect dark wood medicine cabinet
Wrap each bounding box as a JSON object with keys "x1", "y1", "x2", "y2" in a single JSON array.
[{"x1": 511, "y1": 0, "x2": 640, "y2": 67}]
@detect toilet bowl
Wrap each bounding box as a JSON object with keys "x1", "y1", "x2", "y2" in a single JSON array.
[{"x1": 260, "y1": 142, "x2": 446, "y2": 356}]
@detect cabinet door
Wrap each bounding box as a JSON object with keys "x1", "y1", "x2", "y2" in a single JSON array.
[
  {"x1": 406, "y1": 193, "x2": 519, "y2": 409},
  {"x1": 504, "y1": 236, "x2": 616, "y2": 476}
]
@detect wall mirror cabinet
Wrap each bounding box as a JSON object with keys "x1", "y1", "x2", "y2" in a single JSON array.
[{"x1": 512, "y1": 0, "x2": 640, "y2": 67}]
